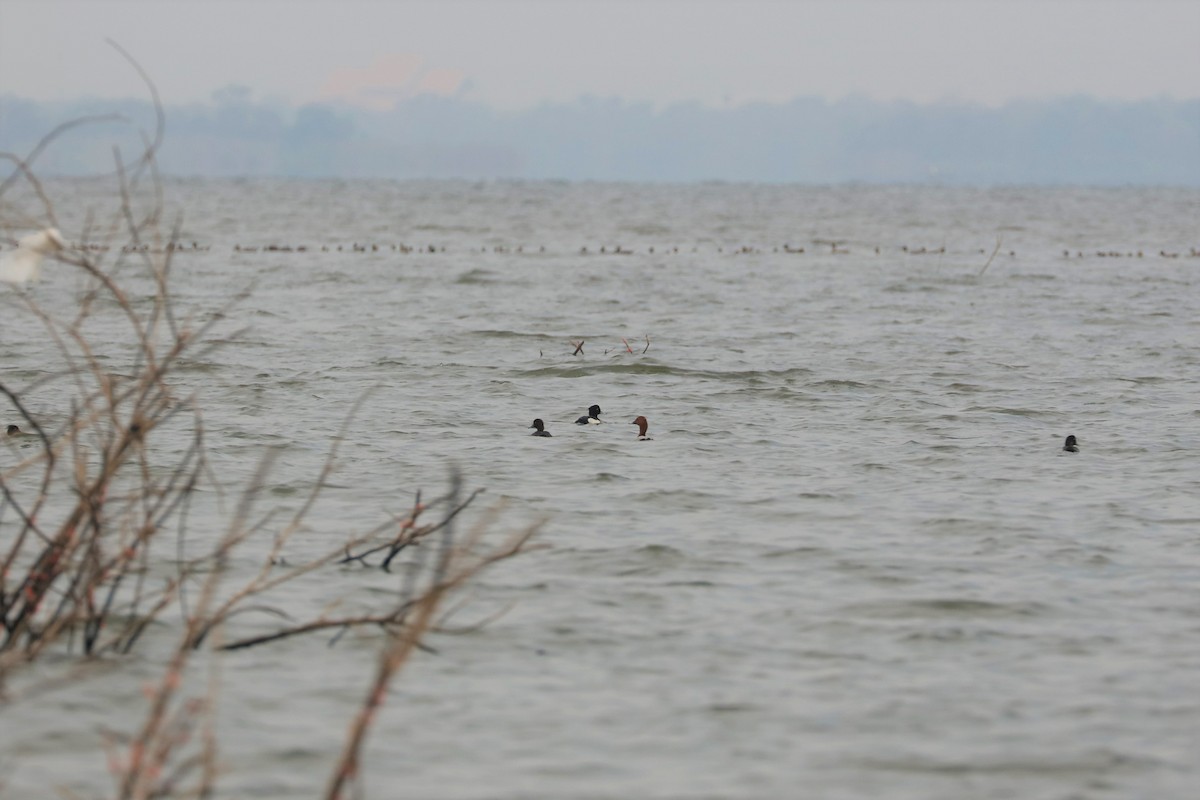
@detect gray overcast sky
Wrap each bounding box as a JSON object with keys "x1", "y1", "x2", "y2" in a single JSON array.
[{"x1": 2, "y1": 0, "x2": 1198, "y2": 109}]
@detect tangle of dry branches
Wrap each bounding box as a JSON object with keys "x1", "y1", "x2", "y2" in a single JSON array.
[{"x1": 1, "y1": 45, "x2": 539, "y2": 799}]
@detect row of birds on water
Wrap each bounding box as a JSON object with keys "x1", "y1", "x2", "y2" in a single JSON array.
[
  {"x1": 236, "y1": 243, "x2": 445, "y2": 253},
  {"x1": 200, "y1": 243, "x2": 1200, "y2": 258},
  {"x1": 190, "y1": 243, "x2": 1200, "y2": 259},
  {"x1": 6, "y1": 232, "x2": 1200, "y2": 261},
  {"x1": 224, "y1": 243, "x2": 1200, "y2": 258},
  {"x1": 528, "y1": 405, "x2": 652, "y2": 441},
  {"x1": 1068, "y1": 249, "x2": 1199, "y2": 259},
  {"x1": 60, "y1": 241, "x2": 214, "y2": 253},
  {"x1": 223, "y1": 243, "x2": 998, "y2": 256},
  {"x1": 4, "y1": 229, "x2": 1197, "y2": 288}
]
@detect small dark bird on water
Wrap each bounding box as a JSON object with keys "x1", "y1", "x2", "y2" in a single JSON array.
[
  {"x1": 1063, "y1": 435, "x2": 1079, "y2": 453},
  {"x1": 529, "y1": 418, "x2": 552, "y2": 437}
]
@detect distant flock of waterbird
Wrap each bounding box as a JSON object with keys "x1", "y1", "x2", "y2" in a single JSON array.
[
  {"x1": 6, "y1": 233, "x2": 1200, "y2": 266},
  {"x1": 219, "y1": 243, "x2": 1198, "y2": 259},
  {"x1": 1065, "y1": 249, "x2": 1195, "y2": 259},
  {"x1": 528, "y1": 405, "x2": 652, "y2": 441}
]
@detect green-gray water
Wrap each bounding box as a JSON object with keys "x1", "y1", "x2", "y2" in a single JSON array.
[{"x1": 3, "y1": 181, "x2": 1199, "y2": 798}]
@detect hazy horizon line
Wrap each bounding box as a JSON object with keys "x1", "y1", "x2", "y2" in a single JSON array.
[{"x1": 6, "y1": 88, "x2": 1200, "y2": 113}]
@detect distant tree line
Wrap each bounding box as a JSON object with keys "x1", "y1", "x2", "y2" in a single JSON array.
[{"x1": 2, "y1": 88, "x2": 1196, "y2": 185}]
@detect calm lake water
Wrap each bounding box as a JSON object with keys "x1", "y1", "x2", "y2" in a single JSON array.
[{"x1": 3, "y1": 180, "x2": 1200, "y2": 798}]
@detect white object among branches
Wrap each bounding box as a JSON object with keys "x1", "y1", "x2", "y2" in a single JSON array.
[{"x1": 0, "y1": 228, "x2": 66, "y2": 284}]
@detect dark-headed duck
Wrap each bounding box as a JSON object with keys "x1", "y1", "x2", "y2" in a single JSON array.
[
  {"x1": 575, "y1": 404, "x2": 602, "y2": 425},
  {"x1": 630, "y1": 416, "x2": 652, "y2": 441},
  {"x1": 530, "y1": 418, "x2": 552, "y2": 437},
  {"x1": 1063, "y1": 434, "x2": 1078, "y2": 453}
]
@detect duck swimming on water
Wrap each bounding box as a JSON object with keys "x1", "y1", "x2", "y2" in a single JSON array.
[
  {"x1": 575, "y1": 404, "x2": 602, "y2": 424},
  {"x1": 1063, "y1": 435, "x2": 1079, "y2": 453}
]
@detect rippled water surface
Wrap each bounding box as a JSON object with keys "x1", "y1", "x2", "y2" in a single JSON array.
[{"x1": 3, "y1": 181, "x2": 1200, "y2": 798}]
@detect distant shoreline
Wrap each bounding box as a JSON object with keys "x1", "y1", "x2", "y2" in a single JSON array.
[{"x1": 3, "y1": 93, "x2": 1198, "y2": 186}]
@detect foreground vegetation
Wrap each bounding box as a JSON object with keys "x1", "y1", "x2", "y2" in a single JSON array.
[{"x1": 1, "y1": 45, "x2": 537, "y2": 799}]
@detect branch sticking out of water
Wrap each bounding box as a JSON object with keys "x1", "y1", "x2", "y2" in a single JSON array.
[{"x1": 978, "y1": 235, "x2": 1003, "y2": 277}]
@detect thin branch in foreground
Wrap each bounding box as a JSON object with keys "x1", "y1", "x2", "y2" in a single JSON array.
[
  {"x1": 978, "y1": 235, "x2": 1003, "y2": 277},
  {"x1": 324, "y1": 492, "x2": 542, "y2": 800}
]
